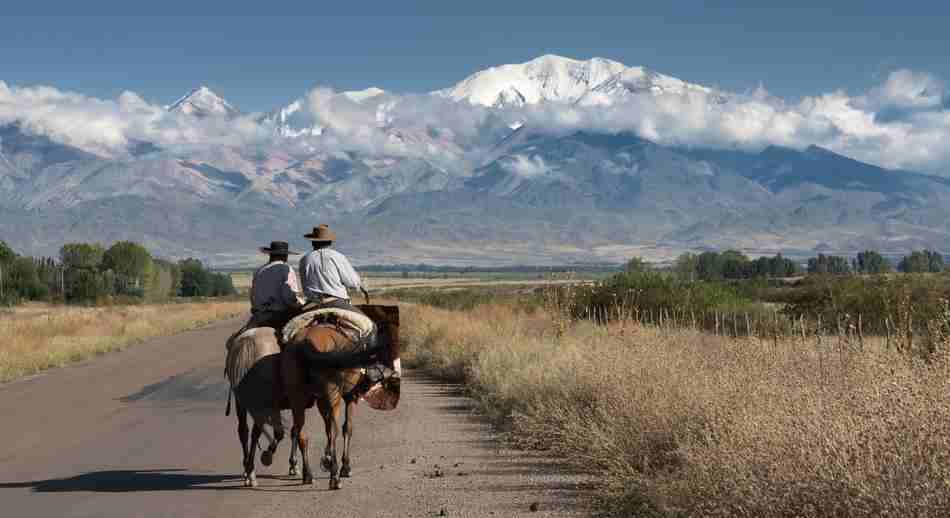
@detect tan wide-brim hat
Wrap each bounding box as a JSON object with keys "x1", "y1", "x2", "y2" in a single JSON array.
[{"x1": 304, "y1": 224, "x2": 336, "y2": 242}]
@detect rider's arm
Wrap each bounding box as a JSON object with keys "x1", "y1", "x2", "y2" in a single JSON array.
[
  {"x1": 336, "y1": 253, "x2": 362, "y2": 290},
  {"x1": 248, "y1": 268, "x2": 258, "y2": 312},
  {"x1": 283, "y1": 265, "x2": 305, "y2": 309}
]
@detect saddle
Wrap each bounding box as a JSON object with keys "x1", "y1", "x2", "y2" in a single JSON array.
[{"x1": 272, "y1": 304, "x2": 400, "y2": 410}]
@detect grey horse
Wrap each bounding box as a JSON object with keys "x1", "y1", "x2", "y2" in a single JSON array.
[{"x1": 226, "y1": 327, "x2": 299, "y2": 487}]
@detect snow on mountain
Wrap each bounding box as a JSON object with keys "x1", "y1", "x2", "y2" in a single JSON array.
[
  {"x1": 436, "y1": 54, "x2": 723, "y2": 108},
  {"x1": 166, "y1": 86, "x2": 240, "y2": 118},
  {"x1": 341, "y1": 87, "x2": 386, "y2": 103},
  {"x1": 436, "y1": 55, "x2": 627, "y2": 107},
  {"x1": 576, "y1": 67, "x2": 724, "y2": 106},
  {"x1": 267, "y1": 99, "x2": 324, "y2": 138},
  {"x1": 265, "y1": 87, "x2": 389, "y2": 138}
]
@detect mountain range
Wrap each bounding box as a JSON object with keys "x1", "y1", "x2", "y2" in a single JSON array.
[{"x1": 1, "y1": 55, "x2": 948, "y2": 267}]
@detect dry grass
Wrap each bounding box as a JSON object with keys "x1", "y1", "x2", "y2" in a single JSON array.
[
  {"x1": 1, "y1": 300, "x2": 247, "y2": 383},
  {"x1": 402, "y1": 302, "x2": 950, "y2": 517}
]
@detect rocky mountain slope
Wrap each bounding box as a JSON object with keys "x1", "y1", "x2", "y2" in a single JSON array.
[{"x1": 1, "y1": 55, "x2": 947, "y2": 266}]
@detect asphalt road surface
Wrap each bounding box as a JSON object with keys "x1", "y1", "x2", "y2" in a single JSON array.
[{"x1": 0, "y1": 318, "x2": 588, "y2": 517}]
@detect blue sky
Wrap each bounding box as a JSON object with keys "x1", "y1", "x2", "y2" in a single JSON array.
[{"x1": 2, "y1": 1, "x2": 948, "y2": 112}]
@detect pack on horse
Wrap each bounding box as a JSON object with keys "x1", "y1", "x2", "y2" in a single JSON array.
[{"x1": 281, "y1": 302, "x2": 401, "y2": 489}]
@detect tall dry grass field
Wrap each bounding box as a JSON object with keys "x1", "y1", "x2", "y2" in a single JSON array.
[
  {"x1": 1, "y1": 301, "x2": 247, "y2": 383},
  {"x1": 402, "y1": 302, "x2": 950, "y2": 517}
]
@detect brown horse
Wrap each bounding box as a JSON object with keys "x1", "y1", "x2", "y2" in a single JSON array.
[{"x1": 281, "y1": 305, "x2": 400, "y2": 489}]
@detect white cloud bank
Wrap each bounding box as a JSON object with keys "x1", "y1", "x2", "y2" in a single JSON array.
[
  {"x1": 517, "y1": 69, "x2": 950, "y2": 174},
  {"x1": 0, "y1": 82, "x2": 275, "y2": 157},
  {"x1": 1, "y1": 68, "x2": 949, "y2": 175}
]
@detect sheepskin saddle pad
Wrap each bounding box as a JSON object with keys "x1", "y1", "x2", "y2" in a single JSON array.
[{"x1": 282, "y1": 307, "x2": 376, "y2": 346}]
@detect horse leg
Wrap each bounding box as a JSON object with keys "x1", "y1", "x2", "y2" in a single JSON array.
[
  {"x1": 237, "y1": 400, "x2": 251, "y2": 485},
  {"x1": 319, "y1": 397, "x2": 342, "y2": 490},
  {"x1": 340, "y1": 399, "x2": 355, "y2": 478},
  {"x1": 245, "y1": 419, "x2": 264, "y2": 488},
  {"x1": 260, "y1": 411, "x2": 282, "y2": 467},
  {"x1": 292, "y1": 405, "x2": 313, "y2": 485},
  {"x1": 288, "y1": 426, "x2": 299, "y2": 477}
]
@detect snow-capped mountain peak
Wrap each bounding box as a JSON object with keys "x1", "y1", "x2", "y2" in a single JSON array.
[
  {"x1": 435, "y1": 54, "x2": 627, "y2": 107},
  {"x1": 167, "y1": 85, "x2": 240, "y2": 118},
  {"x1": 435, "y1": 54, "x2": 721, "y2": 108}
]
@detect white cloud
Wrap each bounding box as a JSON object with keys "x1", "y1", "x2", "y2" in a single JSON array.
[
  {"x1": 502, "y1": 155, "x2": 549, "y2": 178},
  {"x1": 0, "y1": 81, "x2": 276, "y2": 157},
  {"x1": 1, "y1": 68, "x2": 950, "y2": 175},
  {"x1": 511, "y1": 69, "x2": 950, "y2": 174}
]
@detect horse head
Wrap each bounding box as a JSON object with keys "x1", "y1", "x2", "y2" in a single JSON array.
[{"x1": 355, "y1": 304, "x2": 401, "y2": 411}]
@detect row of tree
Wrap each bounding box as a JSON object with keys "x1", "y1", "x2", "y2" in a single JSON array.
[
  {"x1": 657, "y1": 251, "x2": 801, "y2": 281},
  {"x1": 807, "y1": 250, "x2": 945, "y2": 275},
  {"x1": 625, "y1": 248, "x2": 947, "y2": 281},
  {"x1": 0, "y1": 240, "x2": 235, "y2": 305}
]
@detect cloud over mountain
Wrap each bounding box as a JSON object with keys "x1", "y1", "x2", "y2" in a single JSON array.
[
  {"x1": 0, "y1": 82, "x2": 274, "y2": 157},
  {"x1": 1, "y1": 56, "x2": 950, "y2": 176}
]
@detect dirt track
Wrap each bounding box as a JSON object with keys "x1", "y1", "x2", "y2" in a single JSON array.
[{"x1": 0, "y1": 318, "x2": 587, "y2": 517}]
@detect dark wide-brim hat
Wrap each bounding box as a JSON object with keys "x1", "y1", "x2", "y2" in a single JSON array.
[
  {"x1": 259, "y1": 241, "x2": 298, "y2": 255},
  {"x1": 304, "y1": 224, "x2": 336, "y2": 242}
]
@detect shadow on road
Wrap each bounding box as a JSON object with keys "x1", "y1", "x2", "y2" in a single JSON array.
[{"x1": 0, "y1": 469, "x2": 244, "y2": 493}]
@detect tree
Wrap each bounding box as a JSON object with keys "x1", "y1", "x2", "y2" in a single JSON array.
[
  {"x1": 0, "y1": 241, "x2": 14, "y2": 303},
  {"x1": 720, "y1": 250, "x2": 751, "y2": 279},
  {"x1": 59, "y1": 243, "x2": 105, "y2": 270},
  {"x1": 898, "y1": 249, "x2": 945, "y2": 273},
  {"x1": 1, "y1": 256, "x2": 49, "y2": 304},
  {"x1": 210, "y1": 273, "x2": 237, "y2": 296},
  {"x1": 854, "y1": 250, "x2": 891, "y2": 274},
  {"x1": 0, "y1": 240, "x2": 16, "y2": 264},
  {"x1": 178, "y1": 258, "x2": 211, "y2": 297},
  {"x1": 807, "y1": 254, "x2": 851, "y2": 275},
  {"x1": 102, "y1": 241, "x2": 154, "y2": 295},
  {"x1": 58, "y1": 243, "x2": 109, "y2": 303},
  {"x1": 697, "y1": 251, "x2": 725, "y2": 281},
  {"x1": 673, "y1": 252, "x2": 699, "y2": 281},
  {"x1": 64, "y1": 267, "x2": 111, "y2": 303},
  {"x1": 624, "y1": 256, "x2": 649, "y2": 273},
  {"x1": 749, "y1": 253, "x2": 800, "y2": 277}
]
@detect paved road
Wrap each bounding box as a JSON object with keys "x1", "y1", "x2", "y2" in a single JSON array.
[{"x1": 0, "y1": 318, "x2": 587, "y2": 517}]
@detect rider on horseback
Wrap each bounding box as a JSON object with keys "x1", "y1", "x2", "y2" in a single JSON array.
[
  {"x1": 298, "y1": 224, "x2": 368, "y2": 309},
  {"x1": 248, "y1": 240, "x2": 305, "y2": 330}
]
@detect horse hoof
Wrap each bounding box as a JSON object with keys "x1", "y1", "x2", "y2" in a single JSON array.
[
  {"x1": 249, "y1": 476, "x2": 258, "y2": 488},
  {"x1": 289, "y1": 466, "x2": 299, "y2": 477},
  {"x1": 320, "y1": 455, "x2": 333, "y2": 472},
  {"x1": 302, "y1": 474, "x2": 314, "y2": 486},
  {"x1": 340, "y1": 465, "x2": 351, "y2": 478},
  {"x1": 261, "y1": 450, "x2": 274, "y2": 466},
  {"x1": 329, "y1": 478, "x2": 341, "y2": 490}
]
